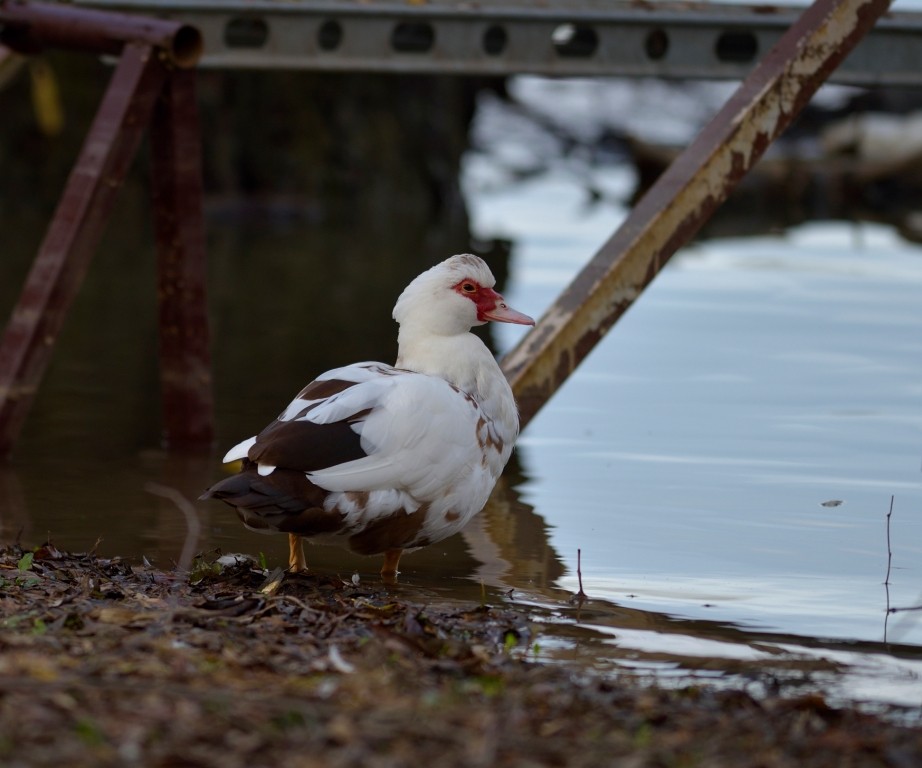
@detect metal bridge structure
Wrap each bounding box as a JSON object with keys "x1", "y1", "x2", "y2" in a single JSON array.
[
  {"x1": 0, "y1": 0, "x2": 912, "y2": 457},
  {"x1": 77, "y1": 0, "x2": 922, "y2": 84}
]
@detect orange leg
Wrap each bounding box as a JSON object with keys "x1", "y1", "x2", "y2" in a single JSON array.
[
  {"x1": 381, "y1": 548, "x2": 402, "y2": 584},
  {"x1": 288, "y1": 534, "x2": 307, "y2": 573}
]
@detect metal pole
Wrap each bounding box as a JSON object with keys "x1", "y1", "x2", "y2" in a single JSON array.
[
  {"x1": 0, "y1": 0, "x2": 202, "y2": 67},
  {"x1": 500, "y1": 0, "x2": 893, "y2": 430},
  {"x1": 150, "y1": 68, "x2": 215, "y2": 450},
  {"x1": 0, "y1": 41, "x2": 166, "y2": 457}
]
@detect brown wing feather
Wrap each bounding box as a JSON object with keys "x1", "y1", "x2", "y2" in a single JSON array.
[
  {"x1": 249, "y1": 418, "x2": 367, "y2": 472},
  {"x1": 294, "y1": 377, "x2": 357, "y2": 401},
  {"x1": 200, "y1": 374, "x2": 374, "y2": 537},
  {"x1": 248, "y1": 376, "x2": 370, "y2": 471}
]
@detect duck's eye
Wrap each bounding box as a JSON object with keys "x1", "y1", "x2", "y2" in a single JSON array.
[{"x1": 462, "y1": 282, "x2": 476, "y2": 293}]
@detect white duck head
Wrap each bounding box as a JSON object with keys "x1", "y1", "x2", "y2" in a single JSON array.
[{"x1": 392, "y1": 253, "x2": 533, "y2": 337}]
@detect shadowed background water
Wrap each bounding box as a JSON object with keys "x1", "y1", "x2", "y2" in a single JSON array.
[{"x1": 2, "y1": 61, "x2": 922, "y2": 708}]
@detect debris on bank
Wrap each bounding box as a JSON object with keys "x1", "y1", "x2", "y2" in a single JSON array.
[{"x1": 1, "y1": 544, "x2": 920, "y2": 768}]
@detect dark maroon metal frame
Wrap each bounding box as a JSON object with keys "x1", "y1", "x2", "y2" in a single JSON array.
[
  {"x1": 0, "y1": 0, "x2": 201, "y2": 65},
  {"x1": 0, "y1": 1, "x2": 211, "y2": 458}
]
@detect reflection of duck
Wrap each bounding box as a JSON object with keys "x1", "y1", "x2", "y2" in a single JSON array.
[
  {"x1": 462, "y1": 463, "x2": 565, "y2": 591},
  {"x1": 201, "y1": 255, "x2": 533, "y2": 580}
]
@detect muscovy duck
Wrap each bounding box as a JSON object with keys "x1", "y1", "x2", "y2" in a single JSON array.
[{"x1": 200, "y1": 254, "x2": 534, "y2": 579}]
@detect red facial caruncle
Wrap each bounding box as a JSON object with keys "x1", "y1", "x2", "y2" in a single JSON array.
[{"x1": 452, "y1": 279, "x2": 535, "y2": 326}]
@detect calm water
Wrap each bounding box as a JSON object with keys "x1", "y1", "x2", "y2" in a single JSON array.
[
  {"x1": 465, "y1": 150, "x2": 922, "y2": 706},
  {"x1": 3, "y1": 79, "x2": 922, "y2": 709}
]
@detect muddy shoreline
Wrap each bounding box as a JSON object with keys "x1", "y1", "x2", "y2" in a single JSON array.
[{"x1": 1, "y1": 544, "x2": 920, "y2": 767}]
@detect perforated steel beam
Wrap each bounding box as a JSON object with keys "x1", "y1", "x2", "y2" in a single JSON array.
[
  {"x1": 76, "y1": 0, "x2": 921, "y2": 84},
  {"x1": 499, "y1": 0, "x2": 894, "y2": 430}
]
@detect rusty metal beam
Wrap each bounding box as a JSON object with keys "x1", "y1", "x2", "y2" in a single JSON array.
[
  {"x1": 0, "y1": 41, "x2": 166, "y2": 458},
  {"x1": 0, "y1": 0, "x2": 202, "y2": 67},
  {"x1": 150, "y1": 68, "x2": 214, "y2": 450},
  {"x1": 500, "y1": 0, "x2": 893, "y2": 431}
]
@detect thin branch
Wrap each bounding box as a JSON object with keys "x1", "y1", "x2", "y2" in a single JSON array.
[
  {"x1": 884, "y1": 494, "x2": 894, "y2": 586},
  {"x1": 888, "y1": 600, "x2": 922, "y2": 614},
  {"x1": 883, "y1": 495, "x2": 894, "y2": 643},
  {"x1": 576, "y1": 548, "x2": 587, "y2": 601}
]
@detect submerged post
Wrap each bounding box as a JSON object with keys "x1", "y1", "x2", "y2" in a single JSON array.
[
  {"x1": 150, "y1": 69, "x2": 214, "y2": 449},
  {"x1": 500, "y1": 0, "x2": 893, "y2": 430},
  {"x1": 0, "y1": 1, "x2": 208, "y2": 457}
]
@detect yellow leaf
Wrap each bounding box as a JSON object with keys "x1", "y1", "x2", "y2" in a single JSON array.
[{"x1": 29, "y1": 58, "x2": 64, "y2": 137}]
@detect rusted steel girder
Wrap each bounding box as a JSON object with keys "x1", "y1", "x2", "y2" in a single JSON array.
[
  {"x1": 0, "y1": 4, "x2": 211, "y2": 458},
  {"x1": 0, "y1": 42, "x2": 166, "y2": 458},
  {"x1": 500, "y1": 0, "x2": 893, "y2": 431},
  {"x1": 0, "y1": 0, "x2": 202, "y2": 68},
  {"x1": 150, "y1": 69, "x2": 214, "y2": 449}
]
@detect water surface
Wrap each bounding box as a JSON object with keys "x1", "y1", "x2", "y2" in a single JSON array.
[
  {"x1": 3, "y1": 78, "x2": 922, "y2": 710},
  {"x1": 465, "y1": 150, "x2": 922, "y2": 706}
]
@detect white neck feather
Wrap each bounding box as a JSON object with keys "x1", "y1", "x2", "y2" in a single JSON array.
[{"x1": 395, "y1": 326, "x2": 519, "y2": 440}]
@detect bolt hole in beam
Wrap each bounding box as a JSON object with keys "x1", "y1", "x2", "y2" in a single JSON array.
[
  {"x1": 391, "y1": 22, "x2": 435, "y2": 53},
  {"x1": 224, "y1": 17, "x2": 269, "y2": 48},
  {"x1": 715, "y1": 30, "x2": 758, "y2": 62},
  {"x1": 552, "y1": 23, "x2": 599, "y2": 58},
  {"x1": 483, "y1": 24, "x2": 507, "y2": 56},
  {"x1": 645, "y1": 28, "x2": 669, "y2": 60},
  {"x1": 318, "y1": 19, "x2": 343, "y2": 51}
]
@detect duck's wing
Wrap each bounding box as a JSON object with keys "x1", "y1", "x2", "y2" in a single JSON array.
[
  {"x1": 227, "y1": 363, "x2": 486, "y2": 500},
  {"x1": 306, "y1": 372, "x2": 484, "y2": 496},
  {"x1": 221, "y1": 363, "x2": 389, "y2": 472}
]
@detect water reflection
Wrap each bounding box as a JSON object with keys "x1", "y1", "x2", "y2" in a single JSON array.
[
  {"x1": 472, "y1": 477, "x2": 922, "y2": 710},
  {"x1": 464, "y1": 465, "x2": 565, "y2": 590}
]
